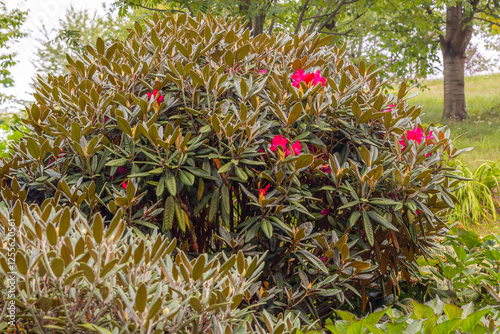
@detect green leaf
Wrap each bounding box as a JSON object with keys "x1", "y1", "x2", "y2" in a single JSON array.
[
  {"x1": 51, "y1": 258, "x2": 65, "y2": 278},
  {"x1": 156, "y1": 175, "x2": 165, "y2": 197},
  {"x1": 443, "y1": 303, "x2": 462, "y2": 320},
  {"x1": 79, "y1": 263, "x2": 95, "y2": 283},
  {"x1": 338, "y1": 201, "x2": 361, "y2": 210},
  {"x1": 367, "y1": 211, "x2": 398, "y2": 231},
  {"x1": 349, "y1": 211, "x2": 361, "y2": 227},
  {"x1": 116, "y1": 116, "x2": 132, "y2": 137},
  {"x1": 46, "y1": 223, "x2": 58, "y2": 246},
  {"x1": 218, "y1": 161, "x2": 232, "y2": 173},
  {"x1": 295, "y1": 154, "x2": 314, "y2": 169},
  {"x1": 174, "y1": 199, "x2": 186, "y2": 233},
  {"x1": 362, "y1": 211, "x2": 374, "y2": 246},
  {"x1": 192, "y1": 254, "x2": 206, "y2": 281},
  {"x1": 461, "y1": 309, "x2": 490, "y2": 332},
  {"x1": 136, "y1": 283, "x2": 147, "y2": 313},
  {"x1": 369, "y1": 198, "x2": 400, "y2": 206},
  {"x1": 288, "y1": 102, "x2": 303, "y2": 125},
  {"x1": 261, "y1": 219, "x2": 273, "y2": 238},
  {"x1": 93, "y1": 214, "x2": 104, "y2": 243},
  {"x1": 221, "y1": 185, "x2": 230, "y2": 215},
  {"x1": 166, "y1": 171, "x2": 177, "y2": 195},
  {"x1": 297, "y1": 249, "x2": 329, "y2": 274},
  {"x1": 209, "y1": 188, "x2": 220, "y2": 222},
  {"x1": 179, "y1": 170, "x2": 195, "y2": 186}
]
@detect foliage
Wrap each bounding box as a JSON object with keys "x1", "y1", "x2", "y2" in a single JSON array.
[
  {"x1": 0, "y1": 200, "x2": 318, "y2": 333},
  {"x1": 417, "y1": 229, "x2": 500, "y2": 309},
  {"x1": 325, "y1": 298, "x2": 499, "y2": 334},
  {"x1": 0, "y1": 0, "x2": 27, "y2": 103},
  {"x1": 447, "y1": 160, "x2": 500, "y2": 228},
  {"x1": 32, "y1": 5, "x2": 149, "y2": 76},
  {"x1": 0, "y1": 12, "x2": 466, "y2": 322},
  {"x1": 0, "y1": 113, "x2": 26, "y2": 158}
]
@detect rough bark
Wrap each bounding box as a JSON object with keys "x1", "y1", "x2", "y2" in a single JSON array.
[
  {"x1": 440, "y1": 3, "x2": 478, "y2": 121},
  {"x1": 442, "y1": 54, "x2": 467, "y2": 121},
  {"x1": 253, "y1": 11, "x2": 266, "y2": 35}
]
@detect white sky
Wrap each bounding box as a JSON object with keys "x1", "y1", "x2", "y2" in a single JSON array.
[{"x1": 3, "y1": 0, "x2": 113, "y2": 112}]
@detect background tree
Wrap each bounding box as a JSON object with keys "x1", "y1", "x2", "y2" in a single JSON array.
[
  {"x1": 0, "y1": 0, "x2": 27, "y2": 105},
  {"x1": 33, "y1": 5, "x2": 148, "y2": 76},
  {"x1": 114, "y1": 1, "x2": 500, "y2": 121},
  {"x1": 367, "y1": 1, "x2": 500, "y2": 121}
]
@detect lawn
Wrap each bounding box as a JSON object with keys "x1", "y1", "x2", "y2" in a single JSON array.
[{"x1": 408, "y1": 73, "x2": 500, "y2": 169}]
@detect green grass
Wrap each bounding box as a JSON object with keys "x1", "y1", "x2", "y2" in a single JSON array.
[{"x1": 407, "y1": 73, "x2": 500, "y2": 169}]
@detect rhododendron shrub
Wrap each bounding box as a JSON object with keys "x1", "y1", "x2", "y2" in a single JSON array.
[{"x1": 0, "y1": 13, "x2": 465, "y2": 319}]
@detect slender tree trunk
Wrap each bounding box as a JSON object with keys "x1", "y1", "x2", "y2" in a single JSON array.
[
  {"x1": 294, "y1": 0, "x2": 311, "y2": 34},
  {"x1": 440, "y1": 3, "x2": 478, "y2": 121}
]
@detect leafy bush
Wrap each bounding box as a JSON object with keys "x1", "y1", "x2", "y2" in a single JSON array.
[
  {"x1": 448, "y1": 160, "x2": 500, "y2": 227},
  {"x1": 0, "y1": 200, "x2": 317, "y2": 333},
  {"x1": 418, "y1": 229, "x2": 500, "y2": 309},
  {"x1": 1, "y1": 11, "x2": 465, "y2": 321},
  {"x1": 0, "y1": 114, "x2": 25, "y2": 158},
  {"x1": 326, "y1": 298, "x2": 499, "y2": 334}
]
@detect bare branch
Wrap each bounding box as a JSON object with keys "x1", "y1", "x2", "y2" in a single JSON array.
[
  {"x1": 294, "y1": 0, "x2": 311, "y2": 34},
  {"x1": 318, "y1": 28, "x2": 355, "y2": 37},
  {"x1": 315, "y1": 0, "x2": 348, "y2": 33}
]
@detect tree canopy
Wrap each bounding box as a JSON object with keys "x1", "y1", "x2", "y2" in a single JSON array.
[{"x1": 0, "y1": 0, "x2": 27, "y2": 104}]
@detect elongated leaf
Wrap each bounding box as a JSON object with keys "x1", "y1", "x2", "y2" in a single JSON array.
[
  {"x1": 363, "y1": 211, "x2": 374, "y2": 246},
  {"x1": 367, "y1": 211, "x2": 398, "y2": 231},
  {"x1": 163, "y1": 196, "x2": 175, "y2": 231}
]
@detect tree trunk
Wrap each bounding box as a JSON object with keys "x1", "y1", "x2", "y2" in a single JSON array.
[
  {"x1": 253, "y1": 11, "x2": 266, "y2": 35},
  {"x1": 442, "y1": 53, "x2": 467, "y2": 121},
  {"x1": 440, "y1": 3, "x2": 477, "y2": 121},
  {"x1": 239, "y1": 0, "x2": 252, "y2": 32}
]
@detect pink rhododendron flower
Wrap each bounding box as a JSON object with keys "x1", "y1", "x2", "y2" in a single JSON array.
[
  {"x1": 288, "y1": 140, "x2": 302, "y2": 156},
  {"x1": 383, "y1": 104, "x2": 395, "y2": 112},
  {"x1": 319, "y1": 256, "x2": 328, "y2": 263},
  {"x1": 321, "y1": 208, "x2": 330, "y2": 216},
  {"x1": 291, "y1": 69, "x2": 326, "y2": 88},
  {"x1": 259, "y1": 69, "x2": 266, "y2": 74},
  {"x1": 270, "y1": 135, "x2": 288, "y2": 152},
  {"x1": 147, "y1": 90, "x2": 164, "y2": 104},
  {"x1": 270, "y1": 135, "x2": 302, "y2": 157},
  {"x1": 121, "y1": 181, "x2": 128, "y2": 190},
  {"x1": 399, "y1": 127, "x2": 434, "y2": 155}
]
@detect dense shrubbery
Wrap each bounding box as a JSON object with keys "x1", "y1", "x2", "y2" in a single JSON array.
[
  {"x1": 1, "y1": 202, "x2": 498, "y2": 332},
  {"x1": 0, "y1": 202, "x2": 313, "y2": 333},
  {"x1": 0, "y1": 11, "x2": 481, "y2": 331}
]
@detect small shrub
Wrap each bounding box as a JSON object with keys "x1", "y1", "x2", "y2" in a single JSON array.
[
  {"x1": 326, "y1": 298, "x2": 499, "y2": 333},
  {"x1": 0, "y1": 12, "x2": 465, "y2": 321},
  {"x1": 448, "y1": 160, "x2": 500, "y2": 227},
  {"x1": 0, "y1": 200, "x2": 317, "y2": 333},
  {"x1": 418, "y1": 229, "x2": 500, "y2": 309}
]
